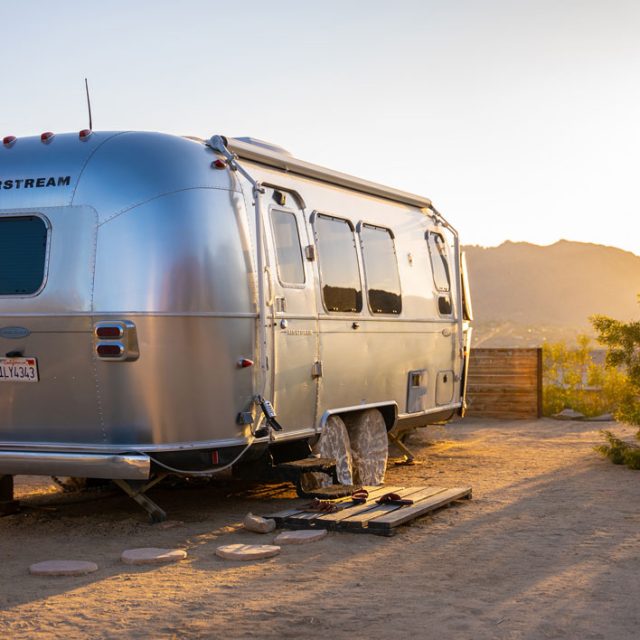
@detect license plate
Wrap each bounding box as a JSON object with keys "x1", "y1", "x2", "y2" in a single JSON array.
[{"x1": 0, "y1": 357, "x2": 39, "y2": 382}]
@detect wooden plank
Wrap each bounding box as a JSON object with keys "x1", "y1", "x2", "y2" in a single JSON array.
[
  {"x1": 339, "y1": 487, "x2": 448, "y2": 530},
  {"x1": 468, "y1": 386, "x2": 537, "y2": 394},
  {"x1": 467, "y1": 394, "x2": 538, "y2": 404},
  {"x1": 468, "y1": 396, "x2": 538, "y2": 406},
  {"x1": 367, "y1": 487, "x2": 472, "y2": 532},
  {"x1": 471, "y1": 348, "x2": 539, "y2": 356},
  {"x1": 467, "y1": 371, "x2": 539, "y2": 380},
  {"x1": 468, "y1": 404, "x2": 538, "y2": 413},
  {"x1": 264, "y1": 485, "x2": 386, "y2": 520},
  {"x1": 470, "y1": 355, "x2": 539, "y2": 365},
  {"x1": 281, "y1": 485, "x2": 404, "y2": 527}
]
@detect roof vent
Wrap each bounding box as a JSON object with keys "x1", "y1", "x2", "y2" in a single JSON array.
[{"x1": 233, "y1": 137, "x2": 292, "y2": 156}]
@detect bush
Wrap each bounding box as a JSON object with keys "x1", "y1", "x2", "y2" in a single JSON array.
[
  {"x1": 542, "y1": 335, "x2": 628, "y2": 417},
  {"x1": 596, "y1": 430, "x2": 640, "y2": 469},
  {"x1": 591, "y1": 310, "x2": 640, "y2": 469}
]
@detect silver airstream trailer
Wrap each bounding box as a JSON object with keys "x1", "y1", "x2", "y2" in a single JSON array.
[{"x1": 0, "y1": 130, "x2": 472, "y2": 519}]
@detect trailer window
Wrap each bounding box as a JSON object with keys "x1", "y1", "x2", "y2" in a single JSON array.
[
  {"x1": 0, "y1": 216, "x2": 48, "y2": 296},
  {"x1": 271, "y1": 209, "x2": 305, "y2": 285},
  {"x1": 314, "y1": 214, "x2": 362, "y2": 313},
  {"x1": 427, "y1": 232, "x2": 451, "y2": 292},
  {"x1": 360, "y1": 224, "x2": 402, "y2": 314}
]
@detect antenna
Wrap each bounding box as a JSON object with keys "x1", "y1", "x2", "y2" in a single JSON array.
[{"x1": 84, "y1": 78, "x2": 93, "y2": 131}]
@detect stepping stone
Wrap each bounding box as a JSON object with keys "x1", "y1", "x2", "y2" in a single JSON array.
[
  {"x1": 243, "y1": 512, "x2": 276, "y2": 533},
  {"x1": 216, "y1": 544, "x2": 280, "y2": 561},
  {"x1": 29, "y1": 560, "x2": 98, "y2": 576},
  {"x1": 584, "y1": 413, "x2": 615, "y2": 422},
  {"x1": 274, "y1": 529, "x2": 328, "y2": 545},
  {"x1": 552, "y1": 408, "x2": 585, "y2": 421},
  {"x1": 121, "y1": 547, "x2": 187, "y2": 565}
]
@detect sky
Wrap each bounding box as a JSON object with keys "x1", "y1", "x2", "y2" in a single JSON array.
[{"x1": 2, "y1": 0, "x2": 640, "y2": 255}]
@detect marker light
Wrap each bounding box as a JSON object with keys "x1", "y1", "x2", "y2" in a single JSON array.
[
  {"x1": 95, "y1": 325, "x2": 124, "y2": 339},
  {"x1": 211, "y1": 450, "x2": 219, "y2": 464},
  {"x1": 3, "y1": 135, "x2": 16, "y2": 147},
  {"x1": 212, "y1": 159, "x2": 227, "y2": 169},
  {"x1": 96, "y1": 343, "x2": 124, "y2": 358},
  {"x1": 40, "y1": 131, "x2": 55, "y2": 143},
  {"x1": 237, "y1": 358, "x2": 254, "y2": 368},
  {"x1": 79, "y1": 129, "x2": 92, "y2": 140}
]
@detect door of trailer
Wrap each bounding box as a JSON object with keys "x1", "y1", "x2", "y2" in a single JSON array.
[
  {"x1": 426, "y1": 228, "x2": 460, "y2": 408},
  {"x1": 263, "y1": 188, "x2": 319, "y2": 437},
  {"x1": 0, "y1": 206, "x2": 104, "y2": 445}
]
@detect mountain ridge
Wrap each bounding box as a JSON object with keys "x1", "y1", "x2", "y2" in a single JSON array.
[{"x1": 462, "y1": 240, "x2": 640, "y2": 345}]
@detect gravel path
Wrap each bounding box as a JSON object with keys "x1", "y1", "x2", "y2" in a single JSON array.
[{"x1": 0, "y1": 418, "x2": 638, "y2": 639}]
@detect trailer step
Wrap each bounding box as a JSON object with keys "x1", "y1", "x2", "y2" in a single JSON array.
[
  {"x1": 275, "y1": 457, "x2": 337, "y2": 474},
  {"x1": 274, "y1": 457, "x2": 339, "y2": 498},
  {"x1": 263, "y1": 484, "x2": 472, "y2": 536}
]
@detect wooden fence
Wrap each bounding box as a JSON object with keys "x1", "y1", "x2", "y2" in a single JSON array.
[{"x1": 465, "y1": 348, "x2": 543, "y2": 419}]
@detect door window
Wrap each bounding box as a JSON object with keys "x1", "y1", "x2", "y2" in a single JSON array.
[
  {"x1": 427, "y1": 232, "x2": 451, "y2": 292},
  {"x1": 271, "y1": 209, "x2": 305, "y2": 285}
]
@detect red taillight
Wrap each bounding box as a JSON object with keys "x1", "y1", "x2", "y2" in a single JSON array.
[
  {"x1": 79, "y1": 129, "x2": 92, "y2": 140},
  {"x1": 96, "y1": 344, "x2": 124, "y2": 358},
  {"x1": 212, "y1": 159, "x2": 227, "y2": 169},
  {"x1": 96, "y1": 325, "x2": 123, "y2": 339},
  {"x1": 40, "y1": 131, "x2": 54, "y2": 143},
  {"x1": 211, "y1": 450, "x2": 219, "y2": 464},
  {"x1": 237, "y1": 358, "x2": 254, "y2": 368},
  {"x1": 3, "y1": 135, "x2": 16, "y2": 147}
]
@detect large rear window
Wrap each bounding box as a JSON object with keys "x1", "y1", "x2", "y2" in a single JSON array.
[{"x1": 0, "y1": 216, "x2": 48, "y2": 295}]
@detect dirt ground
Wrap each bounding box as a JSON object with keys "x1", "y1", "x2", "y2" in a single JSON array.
[{"x1": 0, "y1": 418, "x2": 638, "y2": 640}]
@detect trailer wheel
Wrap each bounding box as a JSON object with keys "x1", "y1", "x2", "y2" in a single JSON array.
[
  {"x1": 303, "y1": 414, "x2": 354, "y2": 489},
  {"x1": 344, "y1": 409, "x2": 388, "y2": 486}
]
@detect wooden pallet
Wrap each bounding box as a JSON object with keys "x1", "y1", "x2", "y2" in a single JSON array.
[{"x1": 264, "y1": 485, "x2": 472, "y2": 536}]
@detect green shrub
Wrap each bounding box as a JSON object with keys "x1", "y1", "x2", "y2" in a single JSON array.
[
  {"x1": 542, "y1": 336, "x2": 627, "y2": 418},
  {"x1": 591, "y1": 309, "x2": 640, "y2": 469},
  {"x1": 596, "y1": 430, "x2": 640, "y2": 469}
]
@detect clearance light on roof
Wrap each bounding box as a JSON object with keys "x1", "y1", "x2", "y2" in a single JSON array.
[
  {"x1": 212, "y1": 159, "x2": 227, "y2": 169},
  {"x1": 79, "y1": 129, "x2": 92, "y2": 140},
  {"x1": 40, "y1": 131, "x2": 55, "y2": 143},
  {"x1": 3, "y1": 135, "x2": 16, "y2": 147}
]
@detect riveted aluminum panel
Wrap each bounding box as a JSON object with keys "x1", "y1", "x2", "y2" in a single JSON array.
[{"x1": 73, "y1": 132, "x2": 238, "y2": 225}]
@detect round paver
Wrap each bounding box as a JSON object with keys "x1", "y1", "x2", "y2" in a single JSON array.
[
  {"x1": 215, "y1": 544, "x2": 281, "y2": 561},
  {"x1": 121, "y1": 547, "x2": 187, "y2": 565},
  {"x1": 29, "y1": 560, "x2": 99, "y2": 577},
  {"x1": 274, "y1": 529, "x2": 328, "y2": 545}
]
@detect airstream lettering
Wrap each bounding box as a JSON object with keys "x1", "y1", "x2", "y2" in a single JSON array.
[
  {"x1": 0, "y1": 175, "x2": 71, "y2": 189},
  {"x1": 0, "y1": 130, "x2": 472, "y2": 520}
]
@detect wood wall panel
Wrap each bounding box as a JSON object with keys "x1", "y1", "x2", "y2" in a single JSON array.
[{"x1": 466, "y1": 348, "x2": 542, "y2": 419}]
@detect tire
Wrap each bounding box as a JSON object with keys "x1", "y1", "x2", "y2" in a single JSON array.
[
  {"x1": 306, "y1": 414, "x2": 354, "y2": 487},
  {"x1": 344, "y1": 409, "x2": 388, "y2": 486}
]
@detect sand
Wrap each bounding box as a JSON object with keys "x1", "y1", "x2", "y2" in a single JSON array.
[{"x1": 0, "y1": 418, "x2": 638, "y2": 639}]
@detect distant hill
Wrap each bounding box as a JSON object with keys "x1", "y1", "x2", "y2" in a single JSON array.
[{"x1": 463, "y1": 240, "x2": 640, "y2": 346}]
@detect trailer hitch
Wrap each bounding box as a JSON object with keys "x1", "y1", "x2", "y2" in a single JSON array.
[{"x1": 254, "y1": 395, "x2": 283, "y2": 438}]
